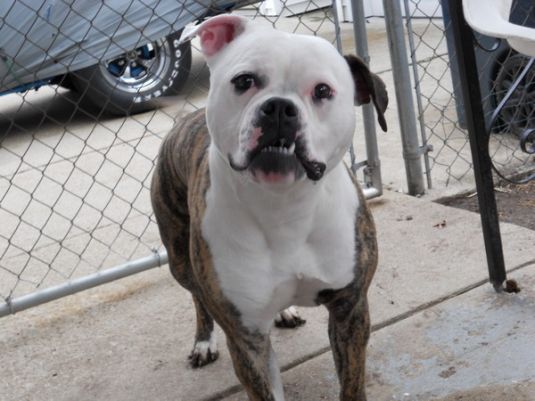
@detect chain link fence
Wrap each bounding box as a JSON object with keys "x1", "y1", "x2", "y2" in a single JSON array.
[
  {"x1": 403, "y1": 0, "x2": 535, "y2": 189},
  {"x1": 9, "y1": 0, "x2": 532, "y2": 316},
  {"x1": 1, "y1": 0, "x2": 384, "y2": 315}
]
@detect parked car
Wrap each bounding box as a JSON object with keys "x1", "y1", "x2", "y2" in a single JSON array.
[{"x1": 0, "y1": 0, "x2": 253, "y2": 115}]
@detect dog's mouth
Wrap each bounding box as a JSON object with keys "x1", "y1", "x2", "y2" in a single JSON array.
[{"x1": 228, "y1": 137, "x2": 326, "y2": 182}]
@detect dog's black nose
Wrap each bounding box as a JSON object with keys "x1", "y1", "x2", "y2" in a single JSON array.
[
  {"x1": 258, "y1": 98, "x2": 299, "y2": 141},
  {"x1": 260, "y1": 98, "x2": 298, "y2": 120}
]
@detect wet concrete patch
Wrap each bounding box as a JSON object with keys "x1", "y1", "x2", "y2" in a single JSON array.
[{"x1": 430, "y1": 382, "x2": 535, "y2": 401}]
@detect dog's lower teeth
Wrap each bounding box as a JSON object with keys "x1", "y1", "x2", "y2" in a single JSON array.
[
  {"x1": 288, "y1": 143, "x2": 295, "y2": 154},
  {"x1": 260, "y1": 145, "x2": 294, "y2": 155}
]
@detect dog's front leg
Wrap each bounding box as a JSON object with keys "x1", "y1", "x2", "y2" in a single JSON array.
[
  {"x1": 226, "y1": 330, "x2": 284, "y2": 401},
  {"x1": 319, "y1": 289, "x2": 370, "y2": 401}
]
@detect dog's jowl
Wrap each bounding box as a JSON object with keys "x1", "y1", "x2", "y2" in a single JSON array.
[{"x1": 151, "y1": 14, "x2": 387, "y2": 401}]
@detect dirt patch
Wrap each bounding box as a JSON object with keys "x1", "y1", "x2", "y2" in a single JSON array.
[
  {"x1": 437, "y1": 180, "x2": 535, "y2": 231},
  {"x1": 430, "y1": 382, "x2": 535, "y2": 401}
]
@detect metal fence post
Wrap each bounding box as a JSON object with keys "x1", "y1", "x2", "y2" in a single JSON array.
[
  {"x1": 402, "y1": 0, "x2": 433, "y2": 190},
  {"x1": 382, "y1": 0, "x2": 426, "y2": 195},
  {"x1": 351, "y1": 0, "x2": 383, "y2": 197}
]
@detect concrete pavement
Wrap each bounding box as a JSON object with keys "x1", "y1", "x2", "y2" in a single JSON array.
[{"x1": 2, "y1": 190, "x2": 534, "y2": 401}]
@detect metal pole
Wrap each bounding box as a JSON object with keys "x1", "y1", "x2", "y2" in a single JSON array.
[
  {"x1": 382, "y1": 0, "x2": 426, "y2": 196},
  {"x1": 351, "y1": 0, "x2": 383, "y2": 197},
  {"x1": 402, "y1": 0, "x2": 433, "y2": 190},
  {"x1": 0, "y1": 250, "x2": 168, "y2": 318},
  {"x1": 331, "y1": 0, "x2": 343, "y2": 53},
  {"x1": 446, "y1": 0, "x2": 506, "y2": 291}
]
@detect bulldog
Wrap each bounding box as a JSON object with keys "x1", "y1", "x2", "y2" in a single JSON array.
[{"x1": 151, "y1": 14, "x2": 387, "y2": 401}]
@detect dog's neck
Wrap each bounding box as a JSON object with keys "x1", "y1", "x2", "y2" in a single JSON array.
[
  {"x1": 204, "y1": 143, "x2": 357, "y2": 261},
  {"x1": 207, "y1": 144, "x2": 329, "y2": 223}
]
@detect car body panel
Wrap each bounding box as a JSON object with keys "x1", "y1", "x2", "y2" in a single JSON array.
[{"x1": 0, "y1": 0, "x2": 253, "y2": 93}]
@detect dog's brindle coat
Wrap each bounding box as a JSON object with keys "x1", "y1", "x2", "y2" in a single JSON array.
[
  {"x1": 151, "y1": 112, "x2": 378, "y2": 401},
  {"x1": 151, "y1": 14, "x2": 387, "y2": 401}
]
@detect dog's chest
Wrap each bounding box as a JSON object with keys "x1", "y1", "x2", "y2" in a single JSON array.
[{"x1": 201, "y1": 167, "x2": 358, "y2": 331}]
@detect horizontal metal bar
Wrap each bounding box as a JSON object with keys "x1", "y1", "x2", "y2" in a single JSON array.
[
  {"x1": 0, "y1": 250, "x2": 168, "y2": 318},
  {"x1": 1, "y1": 181, "x2": 378, "y2": 319},
  {"x1": 363, "y1": 186, "x2": 381, "y2": 199}
]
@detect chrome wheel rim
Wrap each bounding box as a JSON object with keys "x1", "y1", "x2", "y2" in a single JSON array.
[{"x1": 99, "y1": 40, "x2": 172, "y2": 94}]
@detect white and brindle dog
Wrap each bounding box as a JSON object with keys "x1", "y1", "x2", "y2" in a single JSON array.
[{"x1": 151, "y1": 14, "x2": 387, "y2": 401}]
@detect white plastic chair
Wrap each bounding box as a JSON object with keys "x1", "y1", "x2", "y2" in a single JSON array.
[
  {"x1": 463, "y1": 0, "x2": 535, "y2": 56},
  {"x1": 464, "y1": 0, "x2": 535, "y2": 159}
]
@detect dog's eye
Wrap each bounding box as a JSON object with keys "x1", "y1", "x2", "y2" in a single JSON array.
[
  {"x1": 313, "y1": 83, "x2": 333, "y2": 101},
  {"x1": 231, "y1": 73, "x2": 257, "y2": 93}
]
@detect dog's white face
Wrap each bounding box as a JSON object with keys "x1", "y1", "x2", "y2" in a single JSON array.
[{"x1": 188, "y1": 15, "x2": 387, "y2": 188}]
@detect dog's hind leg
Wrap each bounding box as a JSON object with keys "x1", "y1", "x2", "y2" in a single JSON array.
[
  {"x1": 274, "y1": 306, "x2": 306, "y2": 329},
  {"x1": 189, "y1": 294, "x2": 219, "y2": 368},
  {"x1": 164, "y1": 245, "x2": 219, "y2": 368},
  {"x1": 166, "y1": 253, "x2": 219, "y2": 368}
]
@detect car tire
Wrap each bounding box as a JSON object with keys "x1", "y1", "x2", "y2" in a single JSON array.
[
  {"x1": 492, "y1": 53, "x2": 535, "y2": 137},
  {"x1": 70, "y1": 30, "x2": 191, "y2": 116}
]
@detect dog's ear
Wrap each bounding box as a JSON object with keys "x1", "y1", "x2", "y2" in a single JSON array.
[
  {"x1": 344, "y1": 55, "x2": 388, "y2": 132},
  {"x1": 182, "y1": 15, "x2": 248, "y2": 58}
]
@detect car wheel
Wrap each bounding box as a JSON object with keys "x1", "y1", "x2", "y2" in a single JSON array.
[
  {"x1": 71, "y1": 30, "x2": 191, "y2": 116},
  {"x1": 493, "y1": 53, "x2": 535, "y2": 136}
]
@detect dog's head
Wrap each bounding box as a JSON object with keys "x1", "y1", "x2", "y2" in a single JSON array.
[{"x1": 186, "y1": 15, "x2": 387, "y2": 188}]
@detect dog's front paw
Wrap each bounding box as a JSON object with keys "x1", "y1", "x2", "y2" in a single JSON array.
[
  {"x1": 275, "y1": 306, "x2": 306, "y2": 329},
  {"x1": 189, "y1": 333, "x2": 219, "y2": 368}
]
